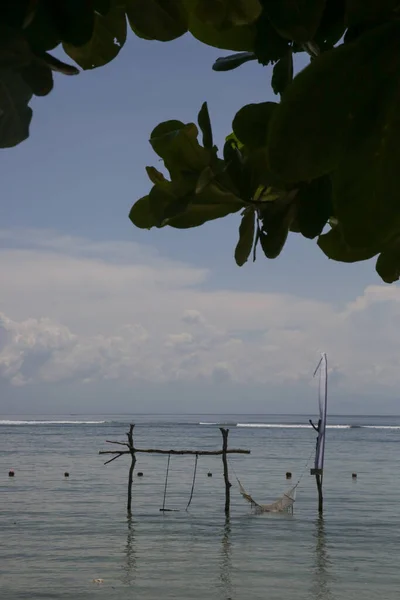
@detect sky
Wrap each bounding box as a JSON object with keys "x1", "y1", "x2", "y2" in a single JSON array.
[{"x1": 1, "y1": 30, "x2": 399, "y2": 416}]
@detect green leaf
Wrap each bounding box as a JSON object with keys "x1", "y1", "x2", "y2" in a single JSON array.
[
  {"x1": 271, "y1": 48, "x2": 293, "y2": 96},
  {"x1": 94, "y1": 0, "x2": 111, "y2": 16},
  {"x1": 25, "y1": 2, "x2": 61, "y2": 52},
  {"x1": 0, "y1": 0, "x2": 33, "y2": 29},
  {"x1": 129, "y1": 195, "x2": 158, "y2": 229},
  {"x1": 130, "y1": 182, "x2": 242, "y2": 231},
  {"x1": 0, "y1": 68, "x2": 32, "y2": 148},
  {"x1": 197, "y1": 102, "x2": 213, "y2": 150},
  {"x1": 296, "y1": 176, "x2": 332, "y2": 239},
  {"x1": 376, "y1": 239, "x2": 400, "y2": 283},
  {"x1": 63, "y1": 2, "x2": 127, "y2": 69},
  {"x1": 227, "y1": 0, "x2": 262, "y2": 26},
  {"x1": 188, "y1": 10, "x2": 256, "y2": 51},
  {"x1": 195, "y1": 0, "x2": 262, "y2": 28},
  {"x1": 150, "y1": 120, "x2": 185, "y2": 157},
  {"x1": 146, "y1": 166, "x2": 168, "y2": 186},
  {"x1": 235, "y1": 209, "x2": 255, "y2": 266},
  {"x1": 212, "y1": 51, "x2": 256, "y2": 71},
  {"x1": 0, "y1": 26, "x2": 32, "y2": 68},
  {"x1": 40, "y1": 52, "x2": 79, "y2": 75},
  {"x1": 314, "y1": 0, "x2": 346, "y2": 51},
  {"x1": 126, "y1": 0, "x2": 188, "y2": 41},
  {"x1": 233, "y1": 102, "x2": 277, "y2": 149},
  {"x1": 20, "y1": 58, "x2": 54, "y2": 96},
  {"x1": 267, "y1": 22, "x2": 400, "y2": 184},
  {"x1": 148, "y1": 184, "x2": 194, "y2": 225},
  {"x1": 192, "y1": 0, "x2": 225, "y2": 28},
  {"x1": 345, "y1": 0, "x2": 399, "y2": 28},
  {"x1": 167, "y1": 185, "x2": 243, "y2": 228},
  {"x1": 262, "y1": 0, "x2": 326, "y2": 42},
  {"x1": 259, "y1": 225, "x2": 288, "y2": 259},
  {"x1": 196, "y1": 166, "x2": 215, "y2": 194},
  {"x1": 163, "y1": 197, "x2": 191, "y2": 220},
  {"x1": 223, "y1": 138, "x2": 247, "y2": 197},
  {"x1": 150, "y1": 121, "x2": 210, "y2": 177},
  {"x1": 332, "y1": 96, "x2": 400, "y2": 249},
  {"x1": 259, "y1": 203, "x2": 296, "y2": 258},
  {"x1": 318, "y1": 226, "x2": 379, "y2": 262},
  {"x1": 225, "y1": 131, "x2": 244, "y2": 149},
  {"x1": 243, "y1": 147, "x2": 286, "y2": 191},
  {"x1": 22, "y1": 0, "x2": 39, "y2": 29},
  {"x1": 49, "y1": 0, "x2": 95, "y2": 47},
  {"x1": 254, "y1": 185, "x2": 281, "y2": 202},
  {"x1": 253, "y1": 12, "x2": 290, "y2": 65},
  {"x1": 148, "y1": 185, "x2": 179, "y2": 226}
]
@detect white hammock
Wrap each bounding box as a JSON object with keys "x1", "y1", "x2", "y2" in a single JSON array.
[{"x1": 237, "y1": 478, "x2": 297, "y2": 514}]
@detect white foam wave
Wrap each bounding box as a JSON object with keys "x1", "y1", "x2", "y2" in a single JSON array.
[
  {"x1": 199, "y1": 422, "x2": 237, "y2": 426},
  {"x1": 0, "y1": 420, "x2": 106, "y2": 425},
  {"x1": 362, "y1": 425, "x2": 400, "y2": 430}
]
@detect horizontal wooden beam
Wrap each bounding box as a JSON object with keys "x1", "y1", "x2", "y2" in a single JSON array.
[{"x1": 99, "y1": 447, "x2": 250, "y2": 457}]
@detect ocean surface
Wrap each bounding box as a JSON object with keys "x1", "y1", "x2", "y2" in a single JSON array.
[{"x1": 1, "y1": 413, "x2": 400, "y2": 599}]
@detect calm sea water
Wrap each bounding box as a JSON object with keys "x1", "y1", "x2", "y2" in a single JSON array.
[{"x1": 1, "y1": 413, "x2": 400, "y2": 599}]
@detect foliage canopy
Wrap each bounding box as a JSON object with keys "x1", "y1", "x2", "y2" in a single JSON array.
[{"x1": 2, "y1": 1, "x2": 400, "y2": 282}]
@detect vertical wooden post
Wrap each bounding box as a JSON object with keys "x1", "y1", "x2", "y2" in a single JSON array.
[
  {"x1": 127, "y1": 424, "x2": 136, "y2": 513},
  {"x1": 316, "y1": 473, "x2": 323, "y2": 514},
  {"x1": 220, "y1": 427, "x2": 231, "y2": 515}
]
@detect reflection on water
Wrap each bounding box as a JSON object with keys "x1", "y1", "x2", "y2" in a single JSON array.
[
  {"x1": 219, "y1": 517, "x2": 233, "y2": 600},
  {"x1": 122, "y1": 514, "x2": 137, "y2": 585},
  {"x1": 311, "y1": 516, "x2": 335, "y2": 600}
]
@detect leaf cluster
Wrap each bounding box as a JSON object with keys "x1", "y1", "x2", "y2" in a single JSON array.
[
  {"x1": 3, "y1": 1, "x2": 400, "y2": 282},
  {"x1": 128, "y1": 1, "x2": 400, "y2": 283}
]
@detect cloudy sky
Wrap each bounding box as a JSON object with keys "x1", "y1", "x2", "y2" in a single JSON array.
[{"x1": 1, "y1": 31, "x2": 399, "y2": 416}]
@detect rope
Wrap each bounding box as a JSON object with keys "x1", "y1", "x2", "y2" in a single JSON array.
[
  {"x1": 227, "y1": 457, "x2": 240, "y2": 484},
  {"x1": 294, "y1": 446, "x2": 315, "y2": 488},
  {"x1": 161, "y1": 453, "x2": 171, "y2": 512},
  {"x1": 185, "y1": 454, "x2": 198, "y2": 511},
  {"x1": 229, "y1": 443, "x2": 315, "y2": 492}
]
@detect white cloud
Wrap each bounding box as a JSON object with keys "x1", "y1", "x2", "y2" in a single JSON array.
[{"x1": 1, "y1": 229, "x2": 400, "y2": 404}]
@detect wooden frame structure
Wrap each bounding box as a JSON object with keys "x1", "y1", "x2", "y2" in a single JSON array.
[{"x1": 99, "y1": 425, "x2": 250, "y2": 515}]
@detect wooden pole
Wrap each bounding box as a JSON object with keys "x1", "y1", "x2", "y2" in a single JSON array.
[
  {"x1": 220, "y1": 428, "x2": 231, "y2": 515},
  {"x1": 316, "y1": 473, "x2": 323, "y2": 514},
  {"x1": 311, "y1": 468, "x2": 324, "y2": 514},
  {"x1": 127, "y1": 424, "x2": 136, "y2": 513}
]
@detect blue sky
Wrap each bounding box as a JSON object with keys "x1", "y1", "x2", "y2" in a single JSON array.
[{"x1": 1, "y1": 31, "x2": 398, "y2": 415}]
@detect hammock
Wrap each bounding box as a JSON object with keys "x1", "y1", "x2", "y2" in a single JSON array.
[{"x1": 237, "y1": 478, "x2": 297, "y2": 514}]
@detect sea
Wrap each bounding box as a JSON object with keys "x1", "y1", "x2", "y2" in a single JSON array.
[{"x1": 1, "y1": 413, "x2": 400, "y2": 600}]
